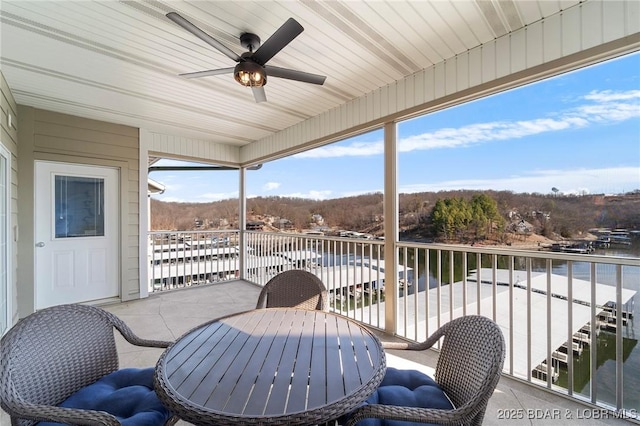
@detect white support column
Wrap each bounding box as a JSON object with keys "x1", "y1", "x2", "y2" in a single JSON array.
[
  {"x1": 138, "y1": 129, "x2": 150, "y2": 298},
  {"x1": 239, "y1": 167, "x2": 247, "y2": 280},
  {"x1": 383, "y1": 121, "x2": 398, "y2": 334}
]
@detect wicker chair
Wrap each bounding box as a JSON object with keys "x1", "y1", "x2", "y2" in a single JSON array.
[
  {"x1": 0, "y1": 304, "x2": 178, "y2": 426},
  {"x1": 256, "y1": 269, "x2": 328, "y2": 310},
  {"x1": 345, "y1": 315, "x2": 505, "y2": 426}
]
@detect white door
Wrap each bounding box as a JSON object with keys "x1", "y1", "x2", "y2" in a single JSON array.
[{"x1": 35, "y1": 161, "x2": 119, "y2": 309}]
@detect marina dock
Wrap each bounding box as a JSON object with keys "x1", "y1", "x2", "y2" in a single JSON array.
[
  {"x1": 273, "y1": 249, "x2": 413, "y2": 299},
  {"x1": 356, "y1": 269, "x2": 636, "y2": 382}
]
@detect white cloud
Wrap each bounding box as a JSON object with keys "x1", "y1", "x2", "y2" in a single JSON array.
[
  {"x1": 295, "y1": 89, "x2": 640, "y2": 159},
  {"x1": 340, "y1": 189, "x2": 383, "y2": 198},
  {"x1": 152, "y1": 191, "x2": 238, "y2": 203},
  {"x1": 282, "y1": 190, "x2": 333, "y2": 200},
  {"x1": 197, "y1": 191, "x2": 239, "y2": 202},
  {"x1": 584, "y1": 89, "x2": 640, "y2": 102},
  {"x1": 294, "y1": 141, "x2": 382, "y2": 158},
  {"x1": 399, "y1": 166, "x2": 640, "y2": 195},
  {"x1": 156, "y1": 181, "x2": 183, "y2": 192},
  {"x1": 264, "y1": 182, "x2": 281, "y2": 191},
  {"x1": 152, "y1": 196, "x2": 188, "y2": 203},
  {"x1": 246, "y1": 190, "x2": 334, "y2": 200}
]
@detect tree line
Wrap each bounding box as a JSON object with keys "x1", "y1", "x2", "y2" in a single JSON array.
[{"x1": 151, "y1": 190, "x2": 640, "y2": 241}]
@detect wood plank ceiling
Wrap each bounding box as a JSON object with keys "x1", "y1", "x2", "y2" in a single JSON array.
[{"x1": 1, "y1": 0, "x2": 580, "y2": 147}]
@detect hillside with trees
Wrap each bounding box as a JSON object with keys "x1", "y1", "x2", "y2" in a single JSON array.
[{"x1": 150, "y1": 190, "x2": 640, "y2": 243}]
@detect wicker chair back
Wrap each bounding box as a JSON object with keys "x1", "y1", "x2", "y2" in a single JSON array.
[{"x1": 256, "y1": 269, "x2": 328, "y2": 311}]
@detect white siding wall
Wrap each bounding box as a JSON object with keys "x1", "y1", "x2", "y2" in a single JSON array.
[
  {"x1": 241, "y1": 0, "x2": 640, "y2": 164},
  {"x1": 145, "y1": 131, "x2": 240, "y2": 165},
  {"x1": 17, "y1": 107, "x2": 142, "y2": 313}
]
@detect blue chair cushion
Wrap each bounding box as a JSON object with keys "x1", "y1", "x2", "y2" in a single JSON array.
[
  {"x1": 352, "y1": 367, "x2": 454, "y2": 426},
  {"x1": 37, "y1": 368, "x2": 171, "y2": 426}
]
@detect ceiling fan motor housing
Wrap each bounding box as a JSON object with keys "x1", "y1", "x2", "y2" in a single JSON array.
[{"x1": 240, "y1": 33, "x2": 261, "y2": 51}]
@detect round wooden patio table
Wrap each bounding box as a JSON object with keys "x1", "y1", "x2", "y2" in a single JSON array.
[{"x1": 154, "y1": 308, "x2": 386, "y2": 425}]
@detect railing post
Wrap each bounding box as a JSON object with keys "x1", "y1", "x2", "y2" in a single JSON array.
[
  {"x1": 590, "y1": 262, "x2": 597, "y2": 404},
  {"x1": 383, "y1": 121, "x2": 397, "y2": 335},
  {"x1": 615, "y1": 264, "x2": 623, "y2": 411}
]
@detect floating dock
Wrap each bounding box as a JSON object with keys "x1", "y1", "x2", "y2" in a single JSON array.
[{"x1": 355, "y1": 268, "x2": 636, "y2": 382}]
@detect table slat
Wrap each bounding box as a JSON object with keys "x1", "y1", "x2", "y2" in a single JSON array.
[
  {"x1": 281, "y1": 310, "x2": 316, "y2": 412},
  {"x1": 202, "y1": 310, "x2": 269, "y2": 409},
  {"x1": 336, "y1": 314, "x2": 363, "y2": 391},
  {"x1": 307, "y1": 312, "x2": 329, "y2": 408},
  {"x1": 324, "y1": 315, "x2": 348, "y2": 403},
  {"x1": 351, "y1": 326, "x2": 377, "y2": 381}
]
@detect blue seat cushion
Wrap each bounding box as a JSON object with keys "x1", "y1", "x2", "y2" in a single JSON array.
[
  {"x1": 37, "y1": 368, "x2": 171, "y2": 426},
  {"x1": 351, "y1": 367, "x2": 454, "y2": 426}
]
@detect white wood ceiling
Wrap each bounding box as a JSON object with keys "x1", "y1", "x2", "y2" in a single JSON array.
[{"x1": 1, "y1": 0, "x2": 582, "y2": 146}]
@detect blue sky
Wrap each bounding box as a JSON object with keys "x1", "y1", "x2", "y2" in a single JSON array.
[{"x1": 151, "y1": 52, "x2": 640, "y2": 203}]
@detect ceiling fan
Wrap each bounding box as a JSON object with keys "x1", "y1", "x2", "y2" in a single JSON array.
[{"x1": 166, "y1": 12, "x2": 327, "y2": 103}]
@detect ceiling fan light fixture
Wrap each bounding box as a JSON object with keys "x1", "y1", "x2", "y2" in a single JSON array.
[{"x1": 234, "y1": 61, "x2": 266, "y2": 87}]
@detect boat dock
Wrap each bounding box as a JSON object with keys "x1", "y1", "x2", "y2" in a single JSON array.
[
  {"x1": 468, "y1": 269, "x2": 636, "y2": 309},
  {"x1": 461, "y1": 269, "x2": 635, "y2": 381},
  {"x1": 272, "y1": 249, "x2": 413, "y2": 300},
  {"x1": 149, "y1": 246, "x2": 238, "y2": 265},
  {"x1": 356, "y1": 268, "x2": 636, "y2": 382},
  {"x1": 150, "y1": 258, "x2": 240, "y2": 288},
  {"x1": 277, "y1": 250, "x2": 324, "y2": 269},
  {"x1": 314, "y1": 263, "x2": 414, "y2": 300}
]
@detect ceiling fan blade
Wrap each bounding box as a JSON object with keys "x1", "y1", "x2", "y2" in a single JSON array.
[
  {"x1": 166, "y1": 12, "x2": 241, "y2": 63},
  {"x1": 252, "y1": 18, "x2": 303, "y2": 65},
  {"x1": 265, "y1": 65, "x2": 326, "y2": 85},
  {"x1": 252, "y1": 87, "x2": 267, "y2": 103},
  {"x1": 179, "y1": 68, "x2": 235, "y2": 79}
]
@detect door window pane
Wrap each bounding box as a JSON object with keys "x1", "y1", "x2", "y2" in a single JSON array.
[{"x1": 55, "y1": 175, "x2": 105, "y2": 238}]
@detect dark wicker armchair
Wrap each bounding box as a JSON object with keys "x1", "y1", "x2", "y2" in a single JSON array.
[
  {"x1": 256, "y1": 269, "x2": 328, "y2": 310},
  {"x1": 0, "y1": 304, "x2": 178, "y2": 426},
  {"x1": 346, "y1": 315, "x2": 505, "y2": 426}
]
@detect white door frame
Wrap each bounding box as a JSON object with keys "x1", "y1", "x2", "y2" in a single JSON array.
[{"x1": 0, "y1": 142, "x2": 11, "y2": 335}]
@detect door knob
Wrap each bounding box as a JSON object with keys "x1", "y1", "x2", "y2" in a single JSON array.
[{"x1": 35, "y1": 242, "x2": 45, "y2": 247}]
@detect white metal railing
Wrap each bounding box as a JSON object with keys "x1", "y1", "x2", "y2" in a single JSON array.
[
  {"x1": 148, "y1": 230, "x2": 240, "y2": 291},
  {"x1": 244, "y1": 231, "x2": 640, "y2": 420},
  {"x1": 393, "y1": 242, "x2": 639, "y2": 420},
  {"x1": 150, "y1": 229, "x2": 640, "y2": 420},
  {"x1": 244, "y1": 231, "x2": 389, "y2": 329}
]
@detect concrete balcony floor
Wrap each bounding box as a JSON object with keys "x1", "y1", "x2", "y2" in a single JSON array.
[
  {"x1": 102, "y1": 280, "x2": 637, "y2": 425},
  {"x1": 32, "y1": 280, "x2": 636, "y2": 425}
]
